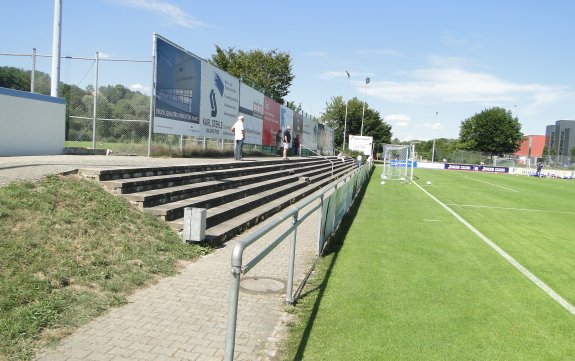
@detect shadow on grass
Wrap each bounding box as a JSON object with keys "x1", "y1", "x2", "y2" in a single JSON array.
[{"x1": 289, "y1": 167, "x2": 372, "y2": 360}]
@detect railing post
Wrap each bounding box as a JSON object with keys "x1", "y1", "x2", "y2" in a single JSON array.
[
  {"x1": 316, "y1": 195, "x2": 324, "y2": 256},
  {"x1": 286, "y1": 212, "x2": 298, "y2": 304},
  {"x1": 224, "y1": 266, "x2": 242, "y2": 361}
]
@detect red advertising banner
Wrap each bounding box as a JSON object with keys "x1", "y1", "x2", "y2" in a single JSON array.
[{"x1": 262, "y1": 96, "x2": 281, "y2": 147}]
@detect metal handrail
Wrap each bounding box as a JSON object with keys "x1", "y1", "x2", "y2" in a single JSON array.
[
  {"x1": 224, "y1": 162, "x2": 372, "y2": 360},
  {"x1": 300, "y1": 144, "x2": 338, "y2": 176}
]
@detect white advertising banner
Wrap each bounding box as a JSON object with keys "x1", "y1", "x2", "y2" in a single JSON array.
[
  {"x1": 349, "y1": 135, "x2": 373, "y2": 155},
  {"x1": 239, "y1": 83, "x2": 264, "y2": 145},
  {"x1": 199, "y1": 62, "x2": 239, "y2": 139}
]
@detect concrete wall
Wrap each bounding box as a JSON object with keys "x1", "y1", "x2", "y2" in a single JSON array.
[{"x1": 0, "y1": 87, "x2": 66, "y2": 156}]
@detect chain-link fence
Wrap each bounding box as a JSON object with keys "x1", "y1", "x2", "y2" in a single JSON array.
[
  {"x1": 1, "y1": 51, "x2": 153, "y2": 155},
  {"x1": 2, "y1": 50, "x2": 305, "y2": 158}
]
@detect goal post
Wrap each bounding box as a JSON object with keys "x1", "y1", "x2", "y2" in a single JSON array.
[{"x1": 381, "y1": 144, "x2": 414, "y2": 182}]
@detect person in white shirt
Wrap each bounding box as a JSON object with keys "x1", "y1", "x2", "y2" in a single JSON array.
[
  {"x1": 231, "y1": 116, "x2": 245, "y2": 160},
  {"x1": 282, "y1": 125, "x2": 291, "y2": 160}
]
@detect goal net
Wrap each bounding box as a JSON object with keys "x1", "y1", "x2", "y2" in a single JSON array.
[{"x1": 381, "y1": 144, "x2": 412, "y2": 182}]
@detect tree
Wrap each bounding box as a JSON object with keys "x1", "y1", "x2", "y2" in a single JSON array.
[
  {"x1": 459, "y1": 107, "x2": 523, "y2": 156},
  {"x1": 210, "y1": 46, "x2": 294, "y2": 104},
  {"x1": 321, "y1": 96, "x2": 392, "y2": 152},
  {"x1": 0, "y1": 66, "x2": 31, "y2": 91},
  {"x1": 414, "y1": 138, "x2": 460, "y2": 161}
]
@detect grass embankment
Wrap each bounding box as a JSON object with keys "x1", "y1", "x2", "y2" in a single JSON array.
[
  {"x1": 0, "y1": 176, "x2": 212, "y2": 360},
  {"x1": 281, "y1": 167, "x2": 575, "y2": 360}
]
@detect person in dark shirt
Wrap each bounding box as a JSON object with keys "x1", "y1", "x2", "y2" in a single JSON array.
[
  {"x1": 292, "y1": 134, "x2": 300, "y2": 156},
  {"x1": 536, "y1": 162, "x2": 543, "y2": 177}
]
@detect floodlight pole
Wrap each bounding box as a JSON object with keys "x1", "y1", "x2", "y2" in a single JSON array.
[
  {"x1": 431, "y1": 112, "x2": 438, "y2": 163},
  {"x1": 50, "y1": 0, "x2": 62, "y2": 97},
  {"x1": 361, "y1": 77, "x2": 369, "y2": 136},
  {"x1": 343, "y1": 71, "x2": 350, "y2": 150}
]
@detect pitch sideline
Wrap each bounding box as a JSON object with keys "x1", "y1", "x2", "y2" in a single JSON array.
[{"x1": 413, "y1": 181, "x2": 575, "y2": 316}]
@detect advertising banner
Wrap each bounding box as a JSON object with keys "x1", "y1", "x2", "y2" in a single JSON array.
[
  {"x1": 199, "y1": 62, "x2": 239, "y2": 139},
  {"x1": 293, "y1": 111, "x2": 303, "y2": 144},
  {"x1": 152, "y1": 35, "x2": 335, "y2": 152},
  {"x1": 263, "y1": 96, "x2": 281, "y2": 147},
  {"x1": 280, "y1": 106, "x2": 294, "y2": 148},
  {"x1": 239, "y1": 83, "x2": 264, "y2": 145},
  {"x1": 349, "y1": 135, "x2": 373, "y2": 155},
  {"x1": 302, "y1": 114, "x2": 318, "y2": 152},
  {"x1": 444, "y1": 163, "x2": 509, "y2": 173},
  {"x1": 153, "y1": 35, "x2": 202, "y2": 136}
]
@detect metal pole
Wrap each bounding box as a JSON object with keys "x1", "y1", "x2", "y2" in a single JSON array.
[
  {"x1": 431, "y1": 112, "x2": 438, "y2": 162},
  {"x1": 316, "y1": 195, "x2": 324, "y2": 255},
  {"x1": 361, "y1": 77, "x2": 369, "y2": 136},
  {"x1": 92, "y1": 52, "x2": 99, "y2": 149},
  {"x1": 224, "y1": 268, "x2": 241, "y2": 361},
  {"x1": 147, "y1": 34, "x2": 157, "y2": 157},
  {"x1": 410, "y1": 144, "x2": 415, "y2": 181},
  {"x1": 286, "y1": 213, "x2": 298, "y2": 304},
  {"x1": 343, "y1": 71, "x2": 350, "y2": 150},
  {"x1": 50, "y1": 0, "x2": 62, "y2": 97},
  {"x1": 31, "y1": 48, "x2": 36, "y2": 93}
]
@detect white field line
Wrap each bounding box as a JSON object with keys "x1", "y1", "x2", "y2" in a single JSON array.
[
  {"x1": 414, "y1": 181, "x2": 575, "y2": 316},
  {"x1": 445, "y1": 204, "x2": 575, "y2": 216},
  {"x1": 461, "y1": 176, "x2": 519, "y2": 192}
]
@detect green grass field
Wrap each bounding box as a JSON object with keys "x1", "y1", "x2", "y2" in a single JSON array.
[{"x1": 283, "y1": 166, "x2": 575, "y2": 360}]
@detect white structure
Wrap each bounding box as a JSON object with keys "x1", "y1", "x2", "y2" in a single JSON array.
[
  {"x1": 0, "y1": 88, "x2": 66, "y2": 156},
  {"x1": 381, "y1": 144, "x2": 413, "y2": 182}
]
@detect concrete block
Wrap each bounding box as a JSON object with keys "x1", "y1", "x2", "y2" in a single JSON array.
[{"x1": 183, "y1": 207, "x2": 206, "y2": 242}]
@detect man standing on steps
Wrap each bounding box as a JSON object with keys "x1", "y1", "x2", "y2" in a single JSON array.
[
  {"x1": 283, "y1": 125, "x2": 291, "y2": 160},
  {"x1": 231, "y1": 115, "x2": 245, "y2": 160}
]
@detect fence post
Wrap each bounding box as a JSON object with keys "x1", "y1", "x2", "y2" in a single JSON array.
[
  {"x1": 316, "y1": 195, "x2": 324, "y2": 255},
  {"x1": 92, "y1": 52, "x2": 99, "y2": 149},
  {"x1": 31, "y1": 48, "x2": 36, "y2": 93},
  {"x1": 286, "y1": 212, "x2": 298, "y2": 304}
]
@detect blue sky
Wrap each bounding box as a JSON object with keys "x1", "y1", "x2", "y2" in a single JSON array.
[{"x1": 2, "y1": 0, "x2": 574, "y2": 141}]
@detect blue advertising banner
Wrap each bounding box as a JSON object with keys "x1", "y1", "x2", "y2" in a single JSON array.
[
  {"x1": 153, "y1": 35, "x2": 202, "y2": 136},
  {"x1": 444, "y1": 163, "x2": 509, "y2": 173}
]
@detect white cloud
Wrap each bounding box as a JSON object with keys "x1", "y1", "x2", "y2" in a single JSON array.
[
  {"x1": 128, "y1": 83, "x2": 150, "y2": 94},
  {"x1": 355, "y1": 48, "x2": 401, "y2": 56},
  {"x1": 320, "y1": 70, "x2": 349, "y2": 80},
  {"x1": 385, "y1": 113, "x2": 411, "y2": 127},
  {"x1": 112, "y1": 0, "x2": 208, "y2": 29},
  {"x1": 304, "y1": 51, "x2": 329, "y2": 58},
  {"x1": 368, "y1": 66, "x2": 573, "y2": 106}
]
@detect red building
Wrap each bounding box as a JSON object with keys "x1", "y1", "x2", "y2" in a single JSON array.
[{"x1": 514, "y1": 135, "x2": 547, "y2": 158}]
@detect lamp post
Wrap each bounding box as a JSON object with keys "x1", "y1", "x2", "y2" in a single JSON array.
[
  {"x1": 431, "y1": 111, "x2": 438, "y2": 163},
  {"x1": 361, "y1": 77, "x2": 370, "y2": 136},
  {"x1": 343, "y1": 71, "x2": 350, "y2": 150}
]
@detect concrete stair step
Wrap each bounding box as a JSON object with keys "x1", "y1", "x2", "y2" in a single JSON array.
[
  {"x1": 143, "y1": 160, "x2": 354, "y2": 221},
  {"x1": 168, "y1": 164, "x2": 356, "y2": 242},
  {"x1": 80, "y1": 158, "x2": 321, "y2": 181},
  {"x1": 123, "y1": 161, "x2": 336, "y2": 208},
  {"x1": 99, "y1": 158, "x2": 327, "y2": 194}
]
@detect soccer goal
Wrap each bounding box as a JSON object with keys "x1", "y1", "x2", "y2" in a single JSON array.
[{"x1": 381, "y1": 144, "x2": 414, "y2": 182}]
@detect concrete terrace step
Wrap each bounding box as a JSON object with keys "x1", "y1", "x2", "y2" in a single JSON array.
[
  {"x1": 83, "y1": 156, "x2": 358, "y2": 243},
  {"x1": 142, "y1": 159, "x2": 355, "y2": 221},
  {"x1": 169, "y1": 163, "x2": 357, "y2": 242},
  {"x1": 97, "y1": 158, "x2": 328, "y2": 194},
  {"x1": 80, "y1": 157, "x2": 322, "y2": 181},
  {"x1": 122, "y1": 161, "x2": 336, "y2": 208}
]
